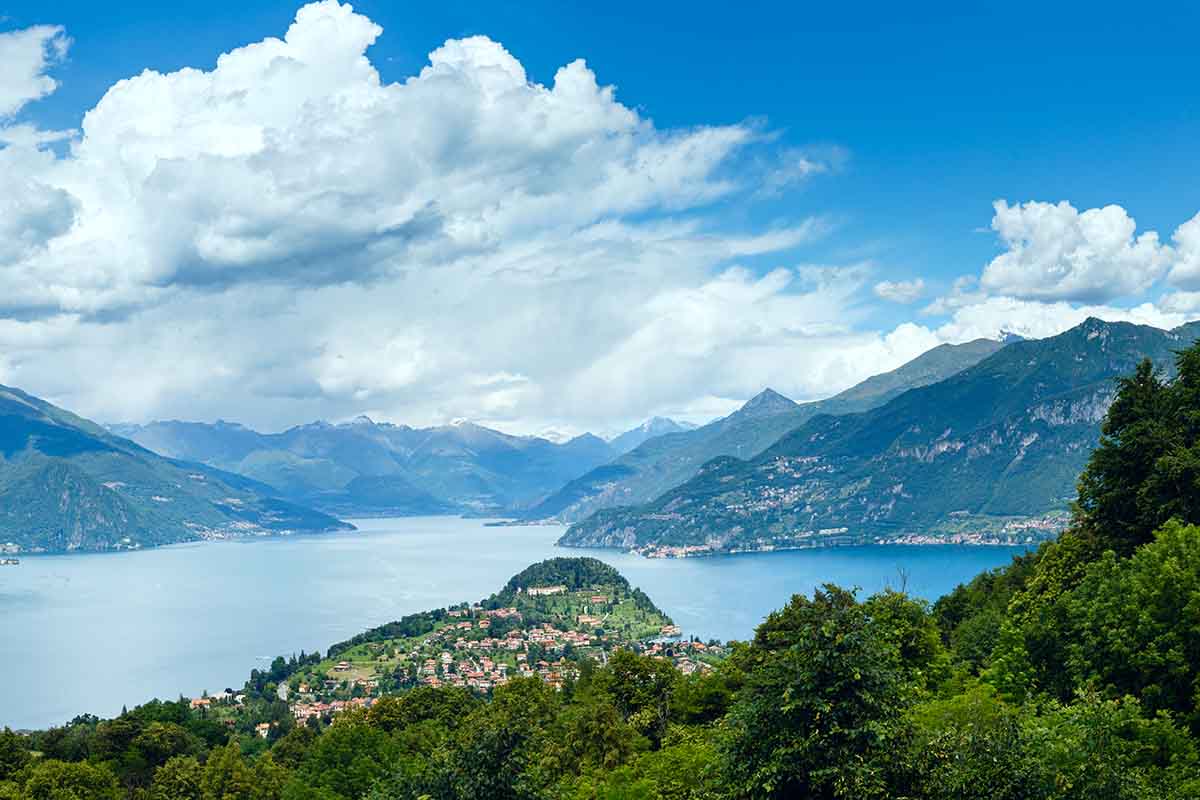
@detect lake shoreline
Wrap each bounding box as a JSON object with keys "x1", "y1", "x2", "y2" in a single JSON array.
[{"x1": 2, "y1": 517, "x2": 1028, "y2": 730}]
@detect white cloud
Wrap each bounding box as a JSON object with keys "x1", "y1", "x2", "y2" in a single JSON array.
[
  {"x1": 0, "y1": 2, "x2": 879, "y2": 432},
  {"x1": 913, "y1": 201, "x2": 1200, "y2": 354},
  {"x1": 1159, "y1": 290, "x2": 1200, "y2": 314},
  {"x1": 931, "y1": 295, "x2": 1188, "y2": 343},
  {"x1": 873, "y1": 278, "x2": 925, "y2": 303},
  {"x1": 980, "y1": 200, "x2": 1173, "y2": 302},
  {"x1": 1167, "y1": 213, "x2": 1200, "y2": 288},
  {"x1": 0, "y1": 25, "x2": 68, "y2": 118},
  {"x1": 3, "y1": 5, "x2": 1197, "y2": 437},
  {"x1": 3, "y1": 1, "x2": 785, "y2": 317}
]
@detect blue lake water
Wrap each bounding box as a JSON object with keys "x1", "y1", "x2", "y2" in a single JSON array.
[{"x1": 0, "y1": 516, "x2": 1026, "y2": 729}]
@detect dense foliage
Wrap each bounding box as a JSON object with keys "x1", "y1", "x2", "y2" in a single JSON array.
[{"x1": 7, "y1": 341, "x2": 1200, "y2": 798}]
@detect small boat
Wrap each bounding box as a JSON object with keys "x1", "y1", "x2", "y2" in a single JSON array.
[{"x1": 0, "y1": 558, "x2": 19, "y2": 566}]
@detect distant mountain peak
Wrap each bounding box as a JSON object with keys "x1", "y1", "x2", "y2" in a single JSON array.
[
  {"x1": 608, "y1": 416, "x2": 697, "y2": 455},
  {"x1": 735, "y1": 388, "x2": 799, "y2": 418},
  {"x1": 998, "y1": 329, "x2": 1026, "y2": 343}
]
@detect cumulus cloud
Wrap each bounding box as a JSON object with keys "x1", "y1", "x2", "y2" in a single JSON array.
[
  {"x1": 2, "y1": 1, "x2": 780, "y2": 317},
  {"x1": 0, "y1": 25, "x2": 69, "y2": 118},
  {"x1": 3, "y1": 2, "x2": 919, "y2": 432},
  {"x1": 873, "y1": 278, "x2": 925, "y2": 303},
  {"x1": 980, "y1": 200, "x2": 1173, "y2": 302},
  {"x1": 3, "y1": 4, "x2": 1197, "y2": 436},
  {"x1": 1167, "y1": 213, "x2": 1200, "y2": 288}
]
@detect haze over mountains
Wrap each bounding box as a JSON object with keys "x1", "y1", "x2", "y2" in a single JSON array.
[
  {"x1": 111, "y1": 418, "x2": 622, "y2": 517},
  {"x1": 0, "y1": 385, "x2": 349, "y2": 553},
  {"x1": 9, "y1": 318, "x2": 1200, "y2": 555},
  {"x1": 561, "y1": 318, "x2": 1200, "y2": 554}
]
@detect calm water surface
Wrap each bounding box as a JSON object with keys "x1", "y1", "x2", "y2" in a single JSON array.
[{"x1": 0, "y1": 516, "x2": 1025, "y2": 729}]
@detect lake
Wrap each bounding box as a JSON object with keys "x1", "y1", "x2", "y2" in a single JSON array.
[{"x1": 0, "y1": 516, "x2": 1026, "y2": 729}]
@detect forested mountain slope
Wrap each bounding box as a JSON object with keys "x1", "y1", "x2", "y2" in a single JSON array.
[
  {"x1": 529, "y1": 338, "x2": 1006, "y2": 523},
  {"x1": 0, "y1": 385, "x2": 349, "y2": 553},
  {"x1": 562, "y1": 319, "x2": 1200, "y2": 553}
]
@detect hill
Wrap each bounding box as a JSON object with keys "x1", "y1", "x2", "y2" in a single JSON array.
[
  {"x1": 0, "y1": 385, "x2": 350, "y2": 553},
  {"x1": 247, "y1": 557, "x2": 695, "y2": 711},
  {"x1": 527, "y1": 338, "x2": 1006, "y2": 522},
  {"x1": 112, "y1": 417, "x2": 617, "y2": 516},
  {"x1": 560, "y1": 318, "x2": 1200, "y2": 554}
]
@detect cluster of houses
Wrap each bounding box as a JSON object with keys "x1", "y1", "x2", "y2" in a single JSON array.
[
  {"x1": 290, "y1": 695, "x2": 375, "y2": 723},
  {"x1": 263, "y1": 585, "x2": 724, "y2": 724},
  {"x1": 643, "y1": 637, "x2": 723, "y2": 675},
  {"x1": 188, "y1": 690, "x2": 245, "y2": 710},
  {"x1": 634, "y1": 543, "x2": 715, "y2": 558}
]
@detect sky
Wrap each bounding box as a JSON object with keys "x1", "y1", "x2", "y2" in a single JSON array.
[{"x1": 0, "y1": 1, "x2": 1198, "y2": 437}]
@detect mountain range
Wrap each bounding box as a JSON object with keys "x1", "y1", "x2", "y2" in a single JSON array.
[
  {"x1": 559, "y1": 318, "x2": 1200, "y2": 554},
  {"x1": 110, "y1": 417, "x2": 629, "y2": 516},
  {"x1": 527, "y1": 337, "x2": 1007, "y2": 523},
  {"x1": 0, "y1": 385, "x2": 350, "y2": 553}
]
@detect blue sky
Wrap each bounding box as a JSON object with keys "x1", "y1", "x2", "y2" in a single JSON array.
[
  {"x1": 0, "y1": 1, "x2": 1198, "y2": 433},
  {"x1": 12, "y1": 1, "x2": 1199, "y2": 298}
]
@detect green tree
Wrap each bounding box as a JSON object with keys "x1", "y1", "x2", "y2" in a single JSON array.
[
  {"x1": 151, "y1": 755, "x2": 203, "y2": 800},
  {"x1": 201, "y1": 743, "x2": 260, "y2": 800},
  {"x1": 893, "y1": 685, "x2": 1033, "y2": 800},
  {"x1": 441, "y1": 677, "x2": 558, "y2": 800},
  {"x1": 722, "y1": 585, "x2": 903, "y2": 799},
  {"x1": 1059, "y1": 521, "x2": 1200, "y2": 726},
  {"x1": 1075, "y1": 358, "x2": 1172, "y2": 553},
  {"x1": 271, "y1": 725, "x2": 318, "y2": 770},
  {"x1": 295, "y1": 710, "x2": 397, "y2": 799},
  {"x1": 366, "y1": 686, "x2": 478, "y2": 733},
  {"x1": 863, "y1": 589, "x2": 949, "y2": 691},
  {"x1": 594, "y1": 651, "x2": 678, "y2": 749},
  {"x1": 0, "y1": 729, "x2": 29, "y2": 782},
  {"x1": 134, "y1": 721, "x2": 202, "y2": 769},
  {"x1": 22, "y1": 760, "x2": 122, "y2": 800},
  {"x1": 1022, "y1": 693, "x2": 1200, "y2": 800}
]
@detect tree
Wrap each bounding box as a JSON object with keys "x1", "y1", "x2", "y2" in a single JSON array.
[
  {"x1": 22, "y1": 760, "x2": 122, "y2": 800},
  {"x1": 722, "y1": 585, "x2": 903, "y2": 799},
  {"x1": 366, "y1": 686, "x2": 478, "y2": 733},
  {"x1": 893, "y1": 685, "x2": 1033, "y2": 800},
  {"x1": 1021, "y1": 693, "x2": 1200, "y2": 800},
  {"x1": 151, "y1": 755, "x2": 203, "y2": 800},
  {"x1": 295, "y1": 711, "x2": 397, "y2": 799},
  {"x1": 862, "y1": 589, "x2": 949, "y2": 691},
  {"x1": 594, "y1": 651, "x2": 678, "y2": 749},
  {"x1": 201, "y1": 743, "x2": 261, "y2": 800},
  {"x1": 0, "y1": 729, "x2": 29, "y2": 782},
  {"x1": 441, "y1": 677, "x2": 558, "y2": 800},
  {"x1": 270, "y1": 725, "x2": 318, "y2": 770},
  {"x1": 1059, "y1": 521, "x2": 1200, "y2": 726},
  {"x1": 1076, "y1": 345, "x2": 1200, "y2": 555},
  {"x1": 134, "y1": 721, "x2": 203, "y2": 769}
]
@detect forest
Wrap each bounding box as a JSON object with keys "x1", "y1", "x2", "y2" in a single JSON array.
[{"x1": 5, "y1": 343, "x2": 1200, "y2": 799}]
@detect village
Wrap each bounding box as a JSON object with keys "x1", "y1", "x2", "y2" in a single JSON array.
[{"x1": 270, "y1": 582, "x2": 725, "y2": 727}]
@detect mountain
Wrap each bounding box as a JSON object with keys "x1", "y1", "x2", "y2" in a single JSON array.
[
  {"x1": 0, "y1": 385, "x2": 350, "y2": 553},
  {"x1": 560, "y1": 319, "x2": 1200, "y2": 554},
  {"x1": 112, "y1": 417, "x2": 617, "y2": 515},
  {"x1": 526, "y1": 338, "x2": 1007, "y2": 523},
  {"x1": 608, "y1": 417, "x2": 698, "y2": 456}
]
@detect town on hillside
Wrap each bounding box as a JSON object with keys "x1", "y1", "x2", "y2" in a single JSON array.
[{"x1": 184, "y1": 567, "x2": 725, "y2": 734}]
